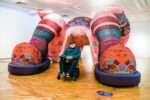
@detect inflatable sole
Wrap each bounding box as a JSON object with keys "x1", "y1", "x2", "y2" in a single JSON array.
[
  {"x1": 94, "y1": 64, "x2": 141, "y2": 86},
  {"x1": 8, "y1": 59, "x2": 50, "y2": 75}
]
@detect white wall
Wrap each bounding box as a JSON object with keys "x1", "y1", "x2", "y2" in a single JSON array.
[
  {"x1": 127, "y1": 21, "x2": 150, "y2": 58},
  {"x1": 0, "y1": 2, "x2": 40, "y2": 58}
]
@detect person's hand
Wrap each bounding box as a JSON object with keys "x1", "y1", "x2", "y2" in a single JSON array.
[
  {"x1": 59, "y1": 53, "x2": 63, "y2": 57},
  {"x1": 66, "y1": 56, "x2": 73, "y2": 60}
]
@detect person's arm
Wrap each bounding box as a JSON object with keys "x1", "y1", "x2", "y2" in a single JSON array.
[
  {"x1": 62, "y1": 47, "x2": 68, "y2": 58},
  {"x1": 72, "y1": 47, "x2": 81, "y2": 59}
]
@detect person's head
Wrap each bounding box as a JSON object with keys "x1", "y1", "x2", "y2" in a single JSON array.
[{"x1": 69, "y1": 40, "x2": 76, "y2": 48}]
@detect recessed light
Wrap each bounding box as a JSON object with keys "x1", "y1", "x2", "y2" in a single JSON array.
[
  {"x1": 16, "y1": 0, "x2": 27, "y2": 4},
  {"x1": 61, "y1": 14, "x2": 69, "y2": 17}
]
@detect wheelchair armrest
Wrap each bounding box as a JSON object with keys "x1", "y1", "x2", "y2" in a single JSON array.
[
  {"x1": 74, "y1": 57, "x2": 80, "y2": 61},
  {"x1": 59, "y1": 55, "x2": 66, "y2": 60}
]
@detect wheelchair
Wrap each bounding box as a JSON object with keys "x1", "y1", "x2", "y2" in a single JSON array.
[{"x1": 57, "y1": 56, "x2": 80, "y2": 81}]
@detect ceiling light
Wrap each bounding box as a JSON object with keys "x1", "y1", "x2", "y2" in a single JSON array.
[{"x1": 16, "y1": 0, "x2": 27, "y2": 4}]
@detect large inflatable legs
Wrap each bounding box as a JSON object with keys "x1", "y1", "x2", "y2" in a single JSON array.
[
  {"x1": 8, "y1": 13, "x2": 66, "y2": 75},
  {"x1": 91, "y1": 6, "x2": 141, "y2": 86}
]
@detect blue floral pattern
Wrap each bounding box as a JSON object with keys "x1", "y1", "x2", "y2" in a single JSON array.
[{"x1": 67, "y1": 17, "x2": 91, "y2": 29}]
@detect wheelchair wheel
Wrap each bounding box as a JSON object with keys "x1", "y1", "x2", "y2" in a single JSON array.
[
  {"x1": 57, "y1": 75, "x2": 61, "y2": 80},
  {"x1": 76, "y1": 67, "x2": 80, "y2": 78},
  {"x1": 57, "y1": 72, "x2": 61, "y2": 80},
  {"x1": 72, "y1": 67, "x2": 80, "y2": 81},
  {"x1": 73, "y1": 76, "x2": 77, "y2": 81}
]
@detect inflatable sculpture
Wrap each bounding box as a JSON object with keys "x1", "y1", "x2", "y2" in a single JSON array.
[
  {"x1": 91, "y1": 6, "x2": 141, "y2": 86},
  {"x1": 8, "y1": 13, "x2": 66, "y2": 75},
  {"x1": 8, "y1": 5, "x2": 141, "y2": 86}
]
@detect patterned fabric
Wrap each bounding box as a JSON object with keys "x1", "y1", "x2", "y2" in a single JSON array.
[
  {"x1": 95, "y1": 26, "x2": 121, "y2": 54},
  {"x1": 96, "y1": 28, "x2": 121, "y2": 42},
  {"x1": 100, "y1": 44, "x2": 136, "y2": 74},
  {"x1": 91, "y1": 14, "x2": 121, "y2": 58},
  {"x1": 36, "y1": 26, "x2": 55, "y2": 35},
  {"x1": 11, "y1": 42, "x2": 42, "y2": 65},
  {"x1": 95, "y1": 25, "x2": 120, "y2": 35},
  {"x1": 33, "y1": 29, "x2": 54, "y2": 42},
  {"x1": 66, "y1": 31, "x2": 90, "y2": 47},
  {"x1": 65, "y1": 17, "x2": 92, "y2": 50},
  {"x1": 90, "y1": 6, "x2": 132, "y2": 66},
  {"x1": 30, "y1": 36, "x2": 47, "y2": 53},
  {"x1": 95, "y1": 64, "x2": 141, "y2": 86},
  {"x1": 11, "y1": 13, "x2": 66, "y2": 65},
  {"x1": 107, "y1": 5, "x2": 130, "y2": 44},
  {"x1": 67, "y1": 17, "x2": 91, "y2": 29},
  {"x1": 115, "y1": 12, "x2": 130, "y2": 36},
  {"x1": 39, "y1": 18, "x2": 62, "y2": 35},
  {"x1": 91, "y1": 16, "x2": 119, "y2": 32},
  {"x1": 48, "y1": 32, "x2": 65, "y2": 62},
  {"x1": 29, "y1": 13, "x2": 65, "y2": 61}
]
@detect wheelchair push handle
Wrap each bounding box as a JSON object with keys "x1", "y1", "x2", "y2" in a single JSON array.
[
  {"x1": 59, "y1": 55, "x2": 66, "y2": 60},
  {"x1": 59, "y1": 55, "x2": 64, "y2": 58}
]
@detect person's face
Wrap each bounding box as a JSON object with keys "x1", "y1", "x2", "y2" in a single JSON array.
[{"x1": 70, "y1": 43, "x2": 75, "y2": 48}]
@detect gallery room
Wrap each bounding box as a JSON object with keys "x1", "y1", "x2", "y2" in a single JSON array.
[{"x1": 0, "y1": 0, "x2": 150, "y2": 100}]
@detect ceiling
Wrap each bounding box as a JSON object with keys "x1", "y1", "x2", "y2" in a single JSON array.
[{"x1": 1, "y1": 0, "x2": 150, "y2": 22}]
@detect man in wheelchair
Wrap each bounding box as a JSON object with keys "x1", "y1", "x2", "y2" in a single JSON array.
[{"x1": 59, "y1": 40, "x2": 81, "y2": 79}]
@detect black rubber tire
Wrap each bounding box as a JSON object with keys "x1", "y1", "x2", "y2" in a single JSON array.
[
  {"x1": 57, "y1": 75, "x2": 61, "y2": 80},
  {"x1": 76, "y1": 67, "x2": 80, "y2": 78}
]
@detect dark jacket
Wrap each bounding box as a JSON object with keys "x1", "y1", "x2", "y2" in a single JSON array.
[{"x1": 62, "y1": 46, "x2": 80, "y2": 59}]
